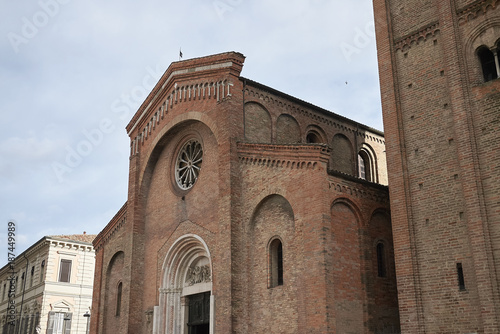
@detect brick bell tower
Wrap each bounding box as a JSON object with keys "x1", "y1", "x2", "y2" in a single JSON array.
[{"x1": 373, "y1": 0, "x2": 500, "y2": 333}]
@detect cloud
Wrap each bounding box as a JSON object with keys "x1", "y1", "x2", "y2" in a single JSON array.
[{"x1": 0, "y1": 0, "x2": 383, "y2": 261}]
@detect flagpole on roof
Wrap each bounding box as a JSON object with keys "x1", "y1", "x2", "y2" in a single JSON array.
[{"x1": 179, "y1": 48, "x2": 183, "y2": 61}]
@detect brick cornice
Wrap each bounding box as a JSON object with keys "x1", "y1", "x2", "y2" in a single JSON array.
[
  {"x1": 237, "y1": 142, "x2": 330, "y2": 169},
  {"x1": 93, "y1": 202, "x2": 127, "y2": 252},
  {"x1": 126, "y1": 52, "x2": 245, "y2": 136},
  {"x1": 394, "y1": 21, "x2": 440, "y2": 52},
  {"x1": 457, "y1": 0, "x2": 499, "y2": 25},
  {"x1": 328, "y1": 178, "x2": 389, "y2": 204}
]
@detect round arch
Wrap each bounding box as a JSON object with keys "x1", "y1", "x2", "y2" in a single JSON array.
[
  {"x1": 138, "y1": 112, "x2": 218, "y2": 189},
  {"x1": 156, "y1": 234, "x2": 213, "y2": 334}
]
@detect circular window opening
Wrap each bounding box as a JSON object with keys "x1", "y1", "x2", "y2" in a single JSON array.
[{"x1": 175, "y1": 139, "x2": 203, "y2": 190}]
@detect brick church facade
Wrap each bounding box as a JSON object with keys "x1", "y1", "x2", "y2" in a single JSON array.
[
  {"x1": 90, "y1": 52, "x2": 399, "y2": 333},
  {"x1": 374, "y1": 0, "x2": 500, "y2": 333}
]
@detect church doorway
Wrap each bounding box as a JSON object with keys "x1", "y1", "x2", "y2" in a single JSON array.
[{"x1": 187, "y1": 292, "x2": 210, "y2": 334}]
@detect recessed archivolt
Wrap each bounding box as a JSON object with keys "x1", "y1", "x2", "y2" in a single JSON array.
[
  {"x1": 161, "y1": 234, "x2": 212, "y2": 290},
  {"x1": 138, "y1": 115, "x2": 217, "y2": 192}
]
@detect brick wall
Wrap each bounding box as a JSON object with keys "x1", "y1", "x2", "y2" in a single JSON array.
[
  {"x1": 92, "y1": 52, "x2": 397, "y2": 333},
  {"x1": 374, "y1": 0, "x2": 500, "y2": 332}
]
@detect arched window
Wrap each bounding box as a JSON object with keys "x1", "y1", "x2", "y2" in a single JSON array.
[
  {"x1": 306, "y1": 131, "x2": 321, "y2": 143},
  {"x1": 376, "y1": 242, "x2": 386, "y2": 278},
  {"x1": 478, "y1": 46, "x2": 498, "y2": 82},
  {"x1": 116, "y1": 282, "x2": 122, "y2": 316},
  {"x1": 358, "y1": 150, "x2": 373, "y2": 182},
  {"x1": 269, "y1": 238, "x2": 283, "y2": 287}
]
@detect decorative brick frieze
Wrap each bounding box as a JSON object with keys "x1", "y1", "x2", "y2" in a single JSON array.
[
  {"x1": 393, "y1": 21, "x2": 440, "y2": 52},
  {"x1": 130, "y1": 79, "x2": 234, "y2": 156},
  {"x1": 457, "y1": 0, "x2": 499, "y2": 25},
  {"x1": 237, "y1": 142, "x2": 330, "y2": 169},
  {"x1": 328, "y1": 179, "x2": 389, "y2": 204}
]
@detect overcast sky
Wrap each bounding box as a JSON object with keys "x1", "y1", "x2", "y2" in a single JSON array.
[{"x1": 0, "y1": 0, "x2": 382, "y2": 264}]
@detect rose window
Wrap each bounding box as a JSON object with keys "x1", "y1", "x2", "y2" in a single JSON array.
[{"x1": 175, "y1": 139, "x2": 203, "y2": 190}]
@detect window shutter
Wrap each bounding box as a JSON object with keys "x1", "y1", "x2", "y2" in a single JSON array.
[
  {"x1": 63, "y1": 313, "x2": 72, "y2": 334},
  {"x1": 46, "y1": 312, "x2": 55, "y2": 334},
  {"x1": 58, "y1": 260, "x2": 72, "y2": 283}
]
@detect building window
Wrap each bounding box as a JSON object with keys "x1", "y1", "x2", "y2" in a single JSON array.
[
  {"x1": 30, "y1": 266, "x2": 35, "y2": 287},
  {"x1": 376, "y1": 242, "x2": 387, "y2": 278},
  {"x1": 269, "y1": 238, "x2": 284, "y2": 287},
  {"x1": 478, "y1": 45, "x2": 499, "y2": 82},
  {"x1": 46, "y1": 312, "x2": 72, "y2": 334},
  {"x1": 2, "y1": 283, "x2": 5, "y2": 301},
  {"x1": 306, "y1": 131, "x2": 322, "y2": 143},
  {"x1": 116, "y1": 282, "x2": 122, "y2": 316},
  {"x1": 358, "y1": 151, "x2": 373, "y2": 182},
  {"x1": 58, "y1": 260, "x2": 72, "y2": 283},
  {"x1": 40, "y1": 260, "x2": 45, "y2": 282},
  {"x1": 457, "y1": 263, "x2": 466, "y2": 291},
  {"x1": 175, "y1": 139, "x2": 203, "y2": 190}
]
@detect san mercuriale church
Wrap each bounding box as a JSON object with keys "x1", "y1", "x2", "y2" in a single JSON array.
[{"x1": 87, "y1": 0, "x2": 500, "y2": 333}]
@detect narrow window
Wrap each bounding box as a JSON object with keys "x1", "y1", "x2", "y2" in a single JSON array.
[
  {"x1": 2, "y1": 283, "x2": 5, "y2": 301},
  {"x1": 358, "y1": 154, "x2": 366, "y2": 180},
  {"x1": 358, "y1": 151, "x2": 373, "y2": 182},
  {"x1": 20, "y1": 272, "x2": 25, "y2": 292},
  {"x1": 376, "y1": 242, "x2": 387, "y2": 277},
  {"x1": 457, "y1": 263, "x2": 466, "y2": 290},
  {"x1": 30, "y1": 266, "x2": 35, "y2": 287},
  {"x1": 270, "y1": 239, "x2": 284, "y2": 287},
  {"x1": 58, "y1": 260, "x2": 72, "y2": 283},
  {"x1": 478, "y1": 46, "x2": 498, "y2": 82},
  {"x1": 40, "y1": 260, "x2": 45, "y2": 282},
  {"x1": 116, "y1": 282, "x2": 122, "y2": 316}
]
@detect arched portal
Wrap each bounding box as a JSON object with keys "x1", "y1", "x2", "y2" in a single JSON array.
[{"x1": 156, "y1": 234, "x2": 213, "y2": 334}]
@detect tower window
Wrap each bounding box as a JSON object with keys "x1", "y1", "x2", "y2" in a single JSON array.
[
  {"x1": 376, "y1": 242, "x2": 387, "y2": 278},
  {"x1": 478, "y1": 46, "x2": 499, "y2": 82},
  {"x1": 269, "y1": 239, "x2": 284, "y2": 287},
  {"x1": 457, "y1": 263, "x2": 466, "y2": 291},
  {"x1": 116, "y1": 282, "x2": 123, "y2": 316}
]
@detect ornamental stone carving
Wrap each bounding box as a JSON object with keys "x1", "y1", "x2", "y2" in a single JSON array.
[{"x1": 185, "y1": 265, "x2": 211, "y2": 286}]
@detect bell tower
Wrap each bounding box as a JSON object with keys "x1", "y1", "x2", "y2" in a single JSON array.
[{"x1": 373, "y1": 0, "x2": 500, "y2": 332}]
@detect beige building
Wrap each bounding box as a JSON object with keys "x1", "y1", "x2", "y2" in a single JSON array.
[{"x1": 0, "y1": 234, "x2": 95, "y2": 334}]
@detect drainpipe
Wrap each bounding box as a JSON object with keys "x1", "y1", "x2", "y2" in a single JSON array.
[{"x1": 17, "y1": 254, "x2": 29, "y2": 334}]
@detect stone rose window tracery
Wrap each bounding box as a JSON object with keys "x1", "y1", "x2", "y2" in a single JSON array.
[{"x1": 175, "y1": 139, "x2": 203, "y2": 190}]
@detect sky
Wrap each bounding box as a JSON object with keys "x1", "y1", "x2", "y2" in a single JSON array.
[{"x1": 0, "y1": 0, "x2": 382, "y2": 264}]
